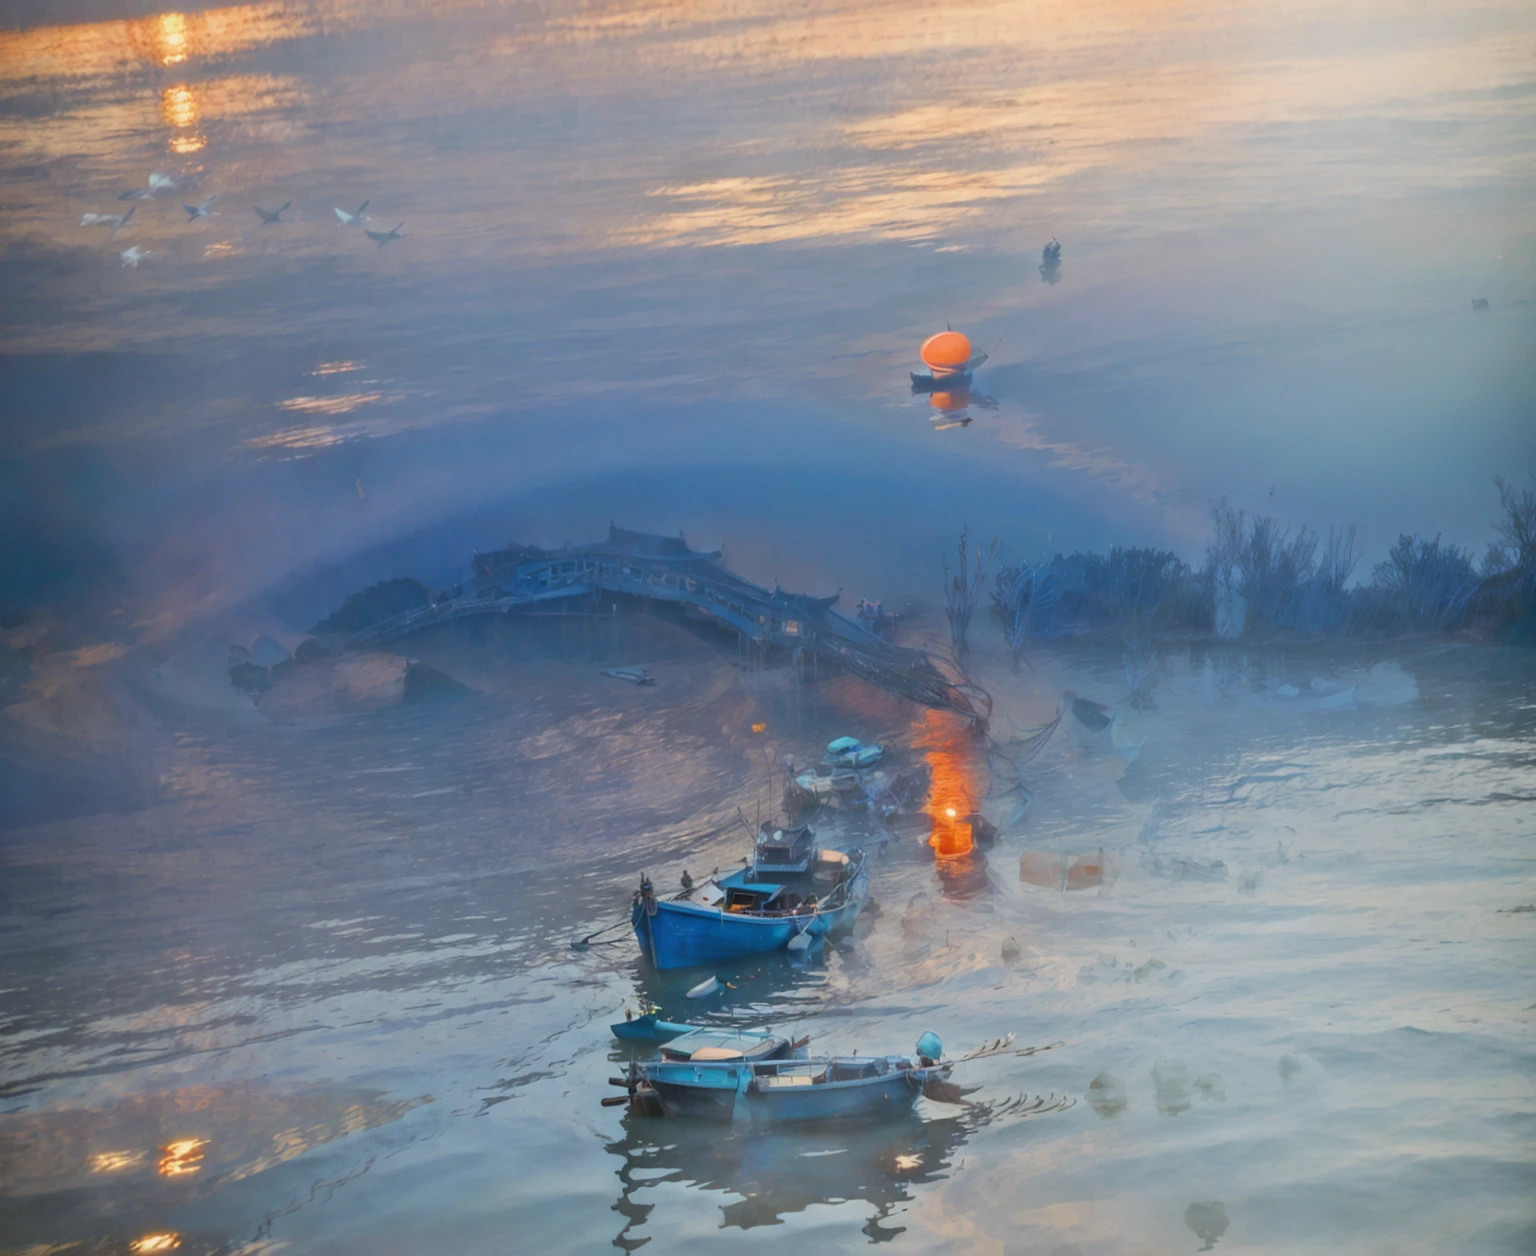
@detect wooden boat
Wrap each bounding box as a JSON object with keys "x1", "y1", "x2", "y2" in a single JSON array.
[
  {"x1": 632, "y1": 1051, "x2": 949, "y2": 1124},
  {"x1": 631, "y1": 824, "x2": 869, "y2": 970}
]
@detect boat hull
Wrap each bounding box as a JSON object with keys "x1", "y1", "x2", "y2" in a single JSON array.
[
  {"x1": 647, "y1": 1063, "x2": 746, "y2": 1120},
  {"x1": 745, "y1": 1071, "x2": 923, "y2": 1125},
  {"x1": 633, "y1": 868, "x2": 870, "y2": 970},
  {"x1": 637, "y1": 1062, "x2": 930, "y2": 1124}
]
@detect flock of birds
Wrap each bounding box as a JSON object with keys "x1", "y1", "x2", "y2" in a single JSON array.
[{"x1": 79, "y1": 172, "x2": 406, "y2": 268}]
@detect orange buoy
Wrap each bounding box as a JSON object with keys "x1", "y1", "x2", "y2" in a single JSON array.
[{"x1": 920, "y1": 330, "x2": 972, "y2": 377}]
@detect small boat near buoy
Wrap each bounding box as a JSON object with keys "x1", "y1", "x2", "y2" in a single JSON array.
[{"x1": 910, "y1": 328, "x2": 988, "y2": 389}]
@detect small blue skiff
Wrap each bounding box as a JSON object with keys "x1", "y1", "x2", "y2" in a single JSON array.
[
  {"x1": 631, "y1": 824, "x2": 869, "y2": 970},
  {"x1": 610, "y1": 1012, "x2": 696, "y2": 1043},
  {"x1": 633, "y1": 1049, "x2": 949, "y2": 1124}
]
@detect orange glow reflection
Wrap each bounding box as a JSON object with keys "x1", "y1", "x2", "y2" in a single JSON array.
[
  {"x1": 915, "y1": 709, "x2": 982, "y2": 861},
  {"x1": 160, "y1": 83, "x2": 206, "y2": 153},
  {"x1": 157, "y1": 12, "x2": 190, "y2": 64},
  {"x1": 89, "y1": 1149, "x2": 146, "y2": 1172},
  {"x1": 130, "y1": 1235, "x2": 181, "y2": 1253},
  {"x1": 161, "y1": 84, "x2": 198, "y2": 129},
  {"x1": 157, "y1": 1138, "x2": 207, "y2": 1176}
]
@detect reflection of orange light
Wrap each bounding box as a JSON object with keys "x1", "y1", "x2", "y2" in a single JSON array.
[
  {"x1": 157, "y1": 12, "x2": 189, "y2": 64},
  {"x1": 920, "y1": 330, "x2": 972, "y2": 374},
  {"x1": 160, "y1": 83, "x2": 205, "y2": 153},
  {"x1": 914, "y1": 709, "x2": 981, "y2": 860},
  {"x1": 162, "y1": 83, "x2": 198, "y2": 128},
  {"x1": 157, "y1": 1138, "x2": 207, "y2": 1176},
  {"x1": 131, "y1": 1236, "x2": 181, "y2": 1253},
  {"x1": 929, "y1": 390, "x2": 969, "y2": 413},
  {"x1": 89, "y1": 1150, "x2": 145, "y2": 1172}
]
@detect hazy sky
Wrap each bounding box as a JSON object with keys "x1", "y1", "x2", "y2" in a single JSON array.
[{"x1": 1, "y1": 0, "x2": 1532, "y2": 633}]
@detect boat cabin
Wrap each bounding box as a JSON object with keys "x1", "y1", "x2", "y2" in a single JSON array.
[
  {"x1": 753, "y1": 823, "x2": 815, "y2": 876},
  {"x1": 714, "y1": 871, "x2": 816, "y2": 915}
]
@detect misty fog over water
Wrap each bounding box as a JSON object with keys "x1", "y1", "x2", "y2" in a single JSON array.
[{"x1": 1, "y1": 0, "x2": 1533, "y2": 1252}]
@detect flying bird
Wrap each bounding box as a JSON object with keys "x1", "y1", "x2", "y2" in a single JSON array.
[
  {"x1": 117, "y1": 172, "x2": 181, "y2": 201},
  {"x1": 254, "y1": 201, "x2": 292, "y2": 226},
  {"x1": 334, "y1": 200, "x2": 371, "y2": 226},
  {"x1": 120, "y1": 246, "x2": 151, "y2": 268},
  {"x1": 81, "y1": 208, "x2": 134, "y2": 233},
  {"x1": 365, "y1": 221, "x2": 405, "y2": 247},
  {"x1": 183, "y1": 195, "x2": 219, "y2": 221}
]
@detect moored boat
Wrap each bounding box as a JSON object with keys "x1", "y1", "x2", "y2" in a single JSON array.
[
  {"x1": 632, "y1": 824, "x2": 870, "y2": 970},
  {"x1": 822, "y1": 736, "x2": 884, "y2": 769},
  {"x1": 611, "y1": 1011, "x2": 697, "y2": 1043},
  {"x1": 629, "y1": 1036, "x2": 952, "y2": 1125}
]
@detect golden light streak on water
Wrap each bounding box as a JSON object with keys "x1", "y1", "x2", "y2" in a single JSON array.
[
  {"x1": 89, "y1": 1149, "x2": 147, "y2": 1172},
  {"x1": 130, "y1": 1234, "x2": 181, "y2": 1253},
  {"x1": 157, "y1": 1138, "x2": 208, "y2": 1176},
  {"x1": 160, "y1": 82, "x2": 207, "y2": 152},
  {"x1": 157, "y1": 12, "x2": 190, "y2": 65},
  {"x1": 276, "y1": 393, "x2": 386, "y2": 416}
]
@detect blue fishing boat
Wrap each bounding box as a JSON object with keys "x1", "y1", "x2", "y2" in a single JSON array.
[
  {"x1": 631, "y1": 824, "x2": 870, "y2": 970},
  {"x1": 610, "y1": 1011, "x2": 696, "y2": 1043},
  {"x1": 629, "y1": 1035, "x2": 952, "y2": 1124},
  {"x1": 607, "y1": 1024, "x2": 811, "y2": 1114}
]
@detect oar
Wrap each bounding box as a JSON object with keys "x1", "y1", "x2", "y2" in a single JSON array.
[
  {"x1": 955, "y1": 1033, "x2": 1016, "y2": 1062},
  {"x1": 921, "y1": 1033, "x2": 1018, "y2": 1105},
  {"x1": 571, "y1": 917, "x2": 629, "y2": 951}
]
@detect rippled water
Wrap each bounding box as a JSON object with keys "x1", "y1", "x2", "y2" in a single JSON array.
[
  {"x1": 3, "y1": 0, "x2": 1535, "y2": 1250},
  {"x1": 2, "y1": 629, "x2": 1534, "y2": 1252}
]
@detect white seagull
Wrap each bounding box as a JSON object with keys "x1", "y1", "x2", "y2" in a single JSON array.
[
  {"x1": 120, "y1": 246, "x2": 151, "y2": 268},
  {"x1": 365, "y1": 221, "x2": 405, "y2": 247},
  {"x1": 118, "y1": 172, "x2": 184, "y2": 201},
  {"x1": 183, "y1": 195, "x2": 219, "y2": 222},
  {"x1": 334, "y1": 200, "x2": 371, "y2": 226},
  {"x1": 254, "y1": 200, "x2": 291, "y2": 226},
  {"x1": 81, "y1": 207, "x2": 134, "y2": 234}
]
